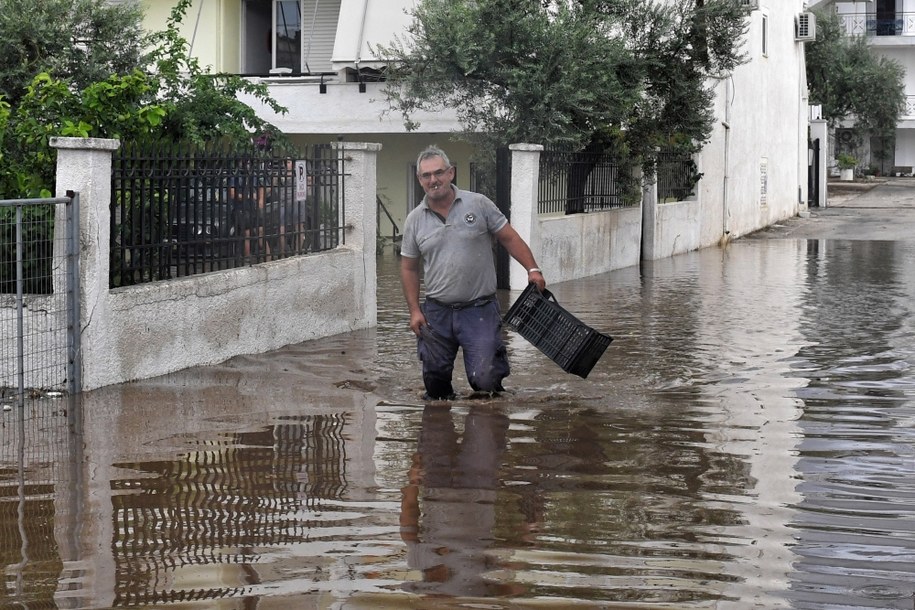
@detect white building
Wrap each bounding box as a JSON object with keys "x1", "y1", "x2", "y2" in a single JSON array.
[
  {"x1": 691, "y1": 1, "x2": 816, "y2": 245},
  {"x1": 140, "y1": 0, "x2": 816, "y2": 258},
  {"x1": 810, "y1": 0, "x2": 915, "y2": 174}
]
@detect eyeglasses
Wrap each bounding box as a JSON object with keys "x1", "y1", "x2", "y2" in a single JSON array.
[{"x1": 418, "y1": 167, "x2": 451, "y2": 181}]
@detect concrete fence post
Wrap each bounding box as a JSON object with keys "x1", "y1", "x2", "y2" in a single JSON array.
[
  {"x1": 51, "y1": 137, "x2": 120, "y2": 390},
  {"x1": 508, "y1": 144, "x2": 543, "y2": 291},
  {"x1": 641, "y1": 169, "x2": 658, "y2": 261},
  {"x1": 809, "y1": 119, "x2": 828, "y2": 208},
  {"x1": 335, "y1": 141, "x2": 381, "y2": 327}
]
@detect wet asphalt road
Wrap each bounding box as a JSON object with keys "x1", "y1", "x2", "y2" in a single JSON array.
[{"x1": 749, "y1": 178, "x2": 915, "y2": 241}]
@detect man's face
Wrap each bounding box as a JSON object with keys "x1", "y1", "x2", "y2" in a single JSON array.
[{"x1": 417, "y1": 156, "x2": 454, "y2": 202}]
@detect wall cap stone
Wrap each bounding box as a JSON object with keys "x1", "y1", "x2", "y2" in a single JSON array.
[{"x1": 50, "y1": 137, "x2": 121, "y2": 151}]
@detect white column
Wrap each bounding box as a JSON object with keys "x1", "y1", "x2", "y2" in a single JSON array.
[
  {"x1": 641, "y1": 173, "x2": 659, "y2": 261},
  {"x1": 334, "y1": 141, "x2": 381, "y2": 327},
  {"x1": 810, "y1": 119, "x2": 829, "y2": 208},
  {"x1": 903, "y1": 0, "x2": 915, "y2": 35},
  {"x1": 508, "y1": 144, "x2": 543, "y2": 291},
  {"x1": 50, "y1": 137, "x2": 120, "y2": 390}
]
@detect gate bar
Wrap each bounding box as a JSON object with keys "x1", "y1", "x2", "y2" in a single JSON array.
[
  {"x1": 15, "y1": 205, "x2": 23, "y2": 407},
  {"x1": 66, "y1": 191, "x2": 81, "y2": 395}
]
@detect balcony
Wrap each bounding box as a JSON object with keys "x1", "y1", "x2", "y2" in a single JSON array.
[
  {"x1": 839, "y1": 12, "x2": 915, "y2": 37},
  {"x1": 905, "y1": 95, "x2": 915, "y2": 119}
]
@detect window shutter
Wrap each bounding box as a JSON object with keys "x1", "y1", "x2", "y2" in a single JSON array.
[{"x1": 302, "y1": 0, "x2": 341, "y2": 73}]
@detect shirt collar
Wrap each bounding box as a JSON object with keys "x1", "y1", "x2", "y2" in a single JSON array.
[{"x1": 420, "y1": 184, "x2": 461, "y2": 211}]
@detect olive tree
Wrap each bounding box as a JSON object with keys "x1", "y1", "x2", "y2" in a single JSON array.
[
  {"x1": 806, "y1": 8, "x2": 905, "y2": 146},
  {"x1": 0, "y1": 0, "x2": 147, "y2": 105},
  {"x1": 377, "y1": 0, "x2": 749, "y2": 171},
  {"x1": 0, "y1": 0, "x2": 286, "y2": 198}
]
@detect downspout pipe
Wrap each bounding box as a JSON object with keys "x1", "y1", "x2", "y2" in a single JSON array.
[
  {"x1": 354, "y1": 0, "x2": 370, "y2": 75},
  {"x1": 720, "y1": 73, "x2": 732, "y2": 246}
]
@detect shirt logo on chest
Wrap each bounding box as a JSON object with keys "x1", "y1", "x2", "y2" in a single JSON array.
[{"x1": 463, "y1": 212, "x2": 477, "y2": 225}]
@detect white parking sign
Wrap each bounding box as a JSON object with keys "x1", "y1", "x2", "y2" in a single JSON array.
[{"x1": 295, "y1": 160, "x2": 308, "y2": 202}]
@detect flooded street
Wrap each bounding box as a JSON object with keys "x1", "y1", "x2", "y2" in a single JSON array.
[{"x1": 4, "y1": 195, "x2": 915, "y2": 608}]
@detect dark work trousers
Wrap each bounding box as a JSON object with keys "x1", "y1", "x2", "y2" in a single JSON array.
[{"x1": 418, "y1": 298, "x2": 510, "y2": 398}]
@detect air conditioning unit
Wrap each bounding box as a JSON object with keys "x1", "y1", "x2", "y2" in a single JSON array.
[
  {"x1": 836, "y1": 129, "x2": 855, "y2": 147},
  {"x1": 796, "y1": 12, "x2": 817, "y2": 41},
  {"x1": 738, "y1": 0, "x2": 759, "y2": 9}
]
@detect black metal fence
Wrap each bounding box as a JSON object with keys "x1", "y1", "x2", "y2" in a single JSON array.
[
  {"x1": 538, "y1": 148, "x2": 634, "y2": 215},
  {"x1": 110, "y1": 141, "x2": 345, "y2": 288},
  {"x1": 656, "y1": 150, "x2": 700, "y2": 203}
]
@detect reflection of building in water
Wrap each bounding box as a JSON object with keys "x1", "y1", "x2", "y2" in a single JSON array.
[
  {"x1": 109, "y1": 413, "x2": 349, "y2": 607},
  {"x1": 400, "y1": 405, "x2": 510, "y2": 597}
]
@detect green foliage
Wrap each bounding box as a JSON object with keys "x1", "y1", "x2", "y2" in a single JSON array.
[
  {"x1": 0, "y1": 0, "x2": 287, "y2": 199},
  {"x1": 377, "y1": 0, "x2": 748, "y2": 170},
  {"x1": 836, "y1": 153, "x2": 857, "y2": 170},
  {"x1": 0, "y1": 0, "x2": 288, "y2": 293},
  {"x1": 0, "y1": 203, "x2": 55, "y2": 294},
  {"x1": 0, "y1": 0, "x2": 147, "y2": 106},
  {"x1": 146, "y1": 0, "x2": 286, "y2": 145},
  {"x1": 806, "y1": 8, "x2": 905, "y2": 139}
]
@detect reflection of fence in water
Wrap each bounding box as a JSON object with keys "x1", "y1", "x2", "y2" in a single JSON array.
[
  {"x1": 110, "y1": 412, "x2": 349, "y2": 605},
  {"x1": 0, "y1": 398, "x2": 79, "y2": 599}
]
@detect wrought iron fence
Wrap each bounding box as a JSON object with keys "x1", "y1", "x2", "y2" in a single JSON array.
[
  {"x1": 1, "y1": 194, "x2": 80, "y2": 406},
  {"x1": 656, "y1": 150, "x2": 700, "y2": 203},
  {"x1": 111, "y1": 141, "x2": 345, "y2": 288},
  {"x1": 538, "y1": 148, "x2": 634, "y2": 215}
]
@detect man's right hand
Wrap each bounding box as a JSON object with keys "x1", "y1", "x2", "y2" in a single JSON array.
[{"x1": 408, "y1": 310, "x2": 427, "y2": 336}]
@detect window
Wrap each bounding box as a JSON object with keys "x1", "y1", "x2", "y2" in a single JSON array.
[
  {"x1": 243, "y1": 0, "x2": 341, "y2": 75},
  {"x1": 274, "y1": 0, "x2": 301, "y2": 70}
]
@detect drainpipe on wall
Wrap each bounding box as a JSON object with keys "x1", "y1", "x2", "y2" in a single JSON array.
[
  {"x1": 720, "y1": 74, "x2": 732, "y2": 246},
  {"x1": 189, "y1": 0, "x2": 205, "y2": 58},
  {"x1": 354, "y1": 0, "x2": 370, "y2": 78}
]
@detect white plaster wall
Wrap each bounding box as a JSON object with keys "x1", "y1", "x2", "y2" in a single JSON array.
[
  {"x1": 648, "y1": 200, "x2": 702, "y2": 260},
  {"x1": 0, "y1": 296, "x2": 68, "y2": 391},
  {"x1": 94, "y1": 249, "x2": 371, "y2": 389},
  {"x1": 508, "y1": 145, "x2": 641, "y2": 286},
  {"x1": 534, "y1": 208, "x2": 642, "y2": 285},
  {"x1": 697, "y1": 2, "x2": 810, "y2": 246},
  {"x1": 238, "y1": 81, "x2": 461, "y2": 135},
  {"x1": 896, "y1": 129, "x2": 915, "y2": 168}
]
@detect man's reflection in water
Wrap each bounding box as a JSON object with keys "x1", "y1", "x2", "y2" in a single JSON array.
[{"x1": 400, "y1": 404, "x2": 511, "y2": 597}]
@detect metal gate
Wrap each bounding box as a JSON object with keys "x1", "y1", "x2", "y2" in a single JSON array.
[
  {"x1": 808, "y1": 138, "x2": 821, "y2": 207},
  {"x1": 0, "y1": 193, "x2": 81, "y2": 407},
  {"x1": 494, "y1": 147, "x2": 512, "y2": 289}
]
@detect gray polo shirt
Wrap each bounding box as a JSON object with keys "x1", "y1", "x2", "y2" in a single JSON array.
[{"x1": 401, "y1": 186, "x2": 508, "y2": 303}]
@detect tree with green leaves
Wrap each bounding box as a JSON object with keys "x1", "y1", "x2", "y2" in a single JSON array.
[
  {"x1": 377, "y1": 0, "x2": 749, "y2": 175},
  {"x1": 0, "y1": 0, "x2": 147, "y2": 106},
  {"x1": 0, "y1": 0, "x2": 288, "y2": 294},
  {"x1": 806, "y1": 9, "x2": 905, "y2": 148},
  {"x1": 0, "y1": 0, "x2": 286, "y2": 198}
]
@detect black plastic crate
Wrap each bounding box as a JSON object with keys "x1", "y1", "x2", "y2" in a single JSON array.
[{"x1": 504, "y1": 284, "x2": 613, "y2": 379}]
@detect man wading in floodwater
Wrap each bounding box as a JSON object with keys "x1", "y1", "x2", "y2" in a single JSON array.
[{"x1": 400, "y1": 146, "x2": 547, "y2": 401}]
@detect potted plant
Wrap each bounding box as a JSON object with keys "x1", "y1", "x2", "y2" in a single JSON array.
[{"x1": 837, "y1": 153, "x2": 857, "y2": 181}]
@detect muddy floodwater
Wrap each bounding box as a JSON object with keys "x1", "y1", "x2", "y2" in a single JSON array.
[{"x1": 4, "y1": 237, "x2": 915, "y2": 609}]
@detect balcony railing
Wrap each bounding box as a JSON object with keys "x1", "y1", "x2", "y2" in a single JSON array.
[
  {"x1": 905, "y1": 95, "x2": 915, "y2": 119},
  {"x1": 839, "y1": 12, "x2": 915, "y2": 37}
]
